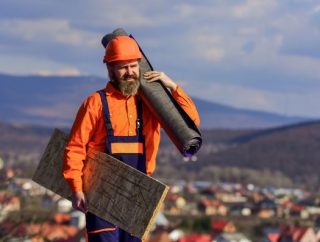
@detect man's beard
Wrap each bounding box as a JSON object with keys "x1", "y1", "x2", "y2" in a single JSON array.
[{"x1": 110, "y1": 72, "x2": 140, "y2": 96}]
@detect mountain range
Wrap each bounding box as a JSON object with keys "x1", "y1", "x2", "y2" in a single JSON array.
[{"x1": 0, "y1": 73, "x2": 311, "y2": 129}]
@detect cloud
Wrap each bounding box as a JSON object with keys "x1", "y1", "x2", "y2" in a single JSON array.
[
  {"x1": 202, "y1": 48, "x2": 226, "y2": 62},
  {"x1": 192, "y1": 35, "x2": 226, "y2": 62},
  {"x1": 266, "y1": 2, "x2": 320, "y2": 60},
  {"x1": 201, "y1": 82, "x2": 277, "y2": 112},
  {"x1": 0, "y1": 19, "x2": 97, "y2": 47},
  {"x1": 32, "y1": 68, "x2": 82, "y2": 77},
  {"x1": 0, "y1": 54, "x2": 87, "y2": 76},
  {"x1": 237, "y1": 27, "x2": 258, "y2": 36},
  {"x1": 232, "y1": 0, "x2": 278, "y2": 19},
  {"x1": 311, "y1": 4, "x2": 320, "y2": 14}
]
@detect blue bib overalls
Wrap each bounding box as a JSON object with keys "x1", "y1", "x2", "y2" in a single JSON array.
[{"x1": 86, "y1": 90, "x2": 145, "y2": 242}]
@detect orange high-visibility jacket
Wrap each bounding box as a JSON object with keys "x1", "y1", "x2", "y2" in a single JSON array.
[{"x1": 63, "y1": 82, "x2": 200, "y2": 192}]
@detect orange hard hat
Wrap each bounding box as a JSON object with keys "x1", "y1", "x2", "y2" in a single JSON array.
[{"x1": 103, "y1": 36, "x2": 142, "y2": 63}]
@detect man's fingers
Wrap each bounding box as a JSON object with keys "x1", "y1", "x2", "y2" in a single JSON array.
[
  {"x1": 144, "y1": 74, "x2": 158, "y2": 79},
  {"x1": 144, "y1": 72, "x2": 163, "y2": 83},
  {"x1": 72, "y1": 194, "x2": 88, "y2": 213},
  {"x1": 80, "y1": 198, "x2": 88, "y2": 212},
  {"x1": 82, "y1": 199, "x2": 88, "y2": 212},
  {"x1": 146, "y1": 77, "x2": 160, "y2": 82},
  {"x1": 76, "y1": 201, "x2": 87, "y2": 213},
  {"x1": 144, "y1": 71, "x2": 162, "y2": 78},
  {"x1": 78, "y1": 202, "x2": 86, "y2": 213},
  {"x1": 143, "y1": 71, "x2": 176, "y2": 90}
]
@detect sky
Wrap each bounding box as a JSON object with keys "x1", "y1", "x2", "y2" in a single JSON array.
[{"x1": 1, "y1": 0, "x2": 320, "y2": 118}]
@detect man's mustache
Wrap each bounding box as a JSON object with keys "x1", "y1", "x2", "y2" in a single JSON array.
[{"x1": 121, "y1": 74, "x2": 139, "y2": 81}]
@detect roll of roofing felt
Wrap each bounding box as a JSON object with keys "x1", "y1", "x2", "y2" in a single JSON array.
[{"x1": 101, "y1": 28, "x2": 202, "y2": 157}]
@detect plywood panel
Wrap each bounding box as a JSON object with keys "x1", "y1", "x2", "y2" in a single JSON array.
[{"x1": 33, "y1": 129, "x2": 168, "y2": 240}]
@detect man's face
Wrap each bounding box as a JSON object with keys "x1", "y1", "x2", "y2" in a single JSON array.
[{"x1": 108, "y1": 60, "x2": 140, "y2": 96}]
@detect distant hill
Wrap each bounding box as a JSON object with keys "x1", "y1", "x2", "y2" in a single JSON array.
[
  {"x1": 156, "y1": 121, "x2": 320, "y2": 190},
  {"x1": 0, "y1": 122, "x2": 53, "y2": 153},
  {"x1": 1, "y1": 120, "x2": 320, "y2": 189},
  {"x1": 0, "y1": 73, "x2": 310, "y2": 129},
  {"x1": 205, "y1": 121, "x2": 320, "y2": 189}
]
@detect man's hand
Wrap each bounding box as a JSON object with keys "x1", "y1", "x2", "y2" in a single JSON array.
[
  {"x1": 72, "y1": 191, "x2": 88, "y2": 213},
  {"x1": 143, "y1": 71, "x2": 178, "y2": 91}
]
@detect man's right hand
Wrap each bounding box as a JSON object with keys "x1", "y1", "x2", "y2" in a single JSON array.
[{"x1": 72, "y1": 191, "x2": 88, "y2": 213}]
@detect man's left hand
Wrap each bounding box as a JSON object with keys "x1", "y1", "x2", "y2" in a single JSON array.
[{"x1": 143, "y1": 71, "x2": 177, "y2": 91}]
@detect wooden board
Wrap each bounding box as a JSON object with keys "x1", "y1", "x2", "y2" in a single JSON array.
[
  {"x1": 32, "y1": 129, "x2": 72, "y2": 200},
  {"x1": 32, "y1": 129, "x2": 169, "y2": 240}
]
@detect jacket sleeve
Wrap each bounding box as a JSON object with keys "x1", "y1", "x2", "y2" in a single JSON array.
[
  {"x1": 171, "y1": 85, "x2": 200, "y2": 127},
  {"x1": 63, "y1": 95, "x2": 100, "y2": 192}
]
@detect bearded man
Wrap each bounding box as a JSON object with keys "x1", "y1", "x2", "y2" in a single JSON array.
[{"x1": 63, "y1": 35, "x2": 200, "y2": 242}]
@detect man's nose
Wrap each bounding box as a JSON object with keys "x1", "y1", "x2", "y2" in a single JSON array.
[{"x1": 126, "y1": 67, "x2": 134, "y2": 75}]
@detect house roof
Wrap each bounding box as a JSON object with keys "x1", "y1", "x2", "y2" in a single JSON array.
[
  {"x1": 281, "y1": 226, "x2": 309, "y2": 241},
  {"x1": 179, "y1": 233, "x2": 211, "y2": 242},
  {"x1": 211, "y1": 220, "x2": 231, "y2": 231},
  {"x1": 290, "y1": 203, "x2": 304, "y2": 212},
  {"x1": 53, "y1": 213, "x2": 72, "y2": 224},
  {"x1": 292, "y1": 227, "x2": 309, "y2": 241},
  {"x1": 266, "y1": 232, "x2": 280, "y2": 242}
]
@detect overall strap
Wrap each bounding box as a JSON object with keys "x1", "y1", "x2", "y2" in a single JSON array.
[
  {"x1": 136, "y1": 98, "x2": 143, "y2": 135},
  {"x1": 97, "y1": 90, "x2": 114, "y2": 136}
]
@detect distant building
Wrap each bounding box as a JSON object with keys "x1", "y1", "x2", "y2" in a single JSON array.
[
  {"x1": 228, "y1": 203, "x2": 252, "y2": 217},
  {"x1": 0, "y1": 192, "x2": 20, "y2": 222},
  {"x1": 198, "y1": 199, "x2": 227, "y2": 216},
  {"x1": 213, "y1": 232, "x2": 251, "y2": 242},
  {"x1": 255, "y1": 198, "x2": 277, "y2": 219},
  {"x1": 169, "y1": 229, "x2": 184, "y2": 242},
  {"x1": 279, "y1": 226, "x2": 317, "y2": 242},
  {"x1": 70, "y1": 210, "x2": 86, "y2": 229},
  {"x1": 57, "y1": 198, "x2": 72, "y2": 213},
  {"x1": 165, "y1": 194, "x2": 187, "y2": 215},
  {"x1": 211, "y1": 220, "x2": 236, "y2": 234},
  {"x1": 0, "y1": 222, "x2": 79, "y2": 241}
]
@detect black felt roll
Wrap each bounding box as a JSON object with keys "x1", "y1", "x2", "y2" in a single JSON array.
[{"x1": 102, "y1": 28, "x2": 202, "y2": 156}]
